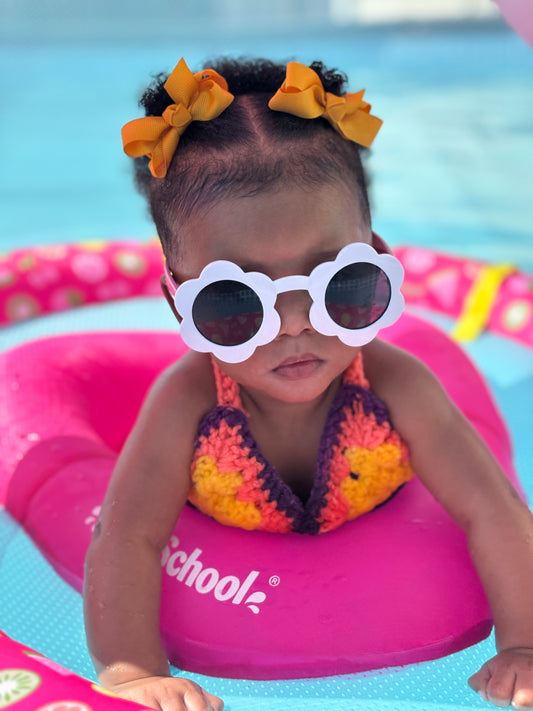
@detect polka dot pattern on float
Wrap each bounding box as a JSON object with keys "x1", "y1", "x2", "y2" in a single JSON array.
[{"x1": 0, "y1": 240, "x2": 164, "y2": 326}]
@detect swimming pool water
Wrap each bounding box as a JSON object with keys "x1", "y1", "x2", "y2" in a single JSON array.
[{"x1": 1, "y1": 24, "x2": 532, "y2": 270}]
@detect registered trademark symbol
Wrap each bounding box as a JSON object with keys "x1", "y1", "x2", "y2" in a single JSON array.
[{"x1": 269, "y1": 575, "x2": 280, "y2": 587}]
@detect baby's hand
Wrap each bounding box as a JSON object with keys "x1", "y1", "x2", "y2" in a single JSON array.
[
  {"x1": 468, "y1": 648, "x2": 533, "y2": 708},
  {"x1": 110, "y1": 675, "x2": 224, "y2": 711}
]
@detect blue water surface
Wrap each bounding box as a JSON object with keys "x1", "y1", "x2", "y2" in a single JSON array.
[{"x1": 1, "y1": 23, "x2": 532, "y2": 269}]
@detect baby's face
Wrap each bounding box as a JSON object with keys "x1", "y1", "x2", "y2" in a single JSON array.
[{"x1": 169, "y1": 180, "x2": 371, "y2": 405}]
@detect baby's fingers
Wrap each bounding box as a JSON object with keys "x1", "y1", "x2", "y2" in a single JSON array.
[
  {"x1": 204, "y1": 691, "x2": 224, "y2": 711},
  {"x1": 114, "y1": 676, "x2": 223, "y2": 711},
  {"x1": 183, "y1": 687, "x2": 223, "y2": 711},
  {"x1": 509, "y1": 673, "x2": 533, "y2": 710},
  {"x1": 468, "y1": 663, "x2": 491, "y2": 702},
  {"x1": 485, "y1": 669, "x2": 518, "y2": 708},
  {"x1": 469, "y1": 650, "x2": 533, "y2": 709},
  {"x1": 468, "y1": 660, "x2": 516, "y2": 707}
]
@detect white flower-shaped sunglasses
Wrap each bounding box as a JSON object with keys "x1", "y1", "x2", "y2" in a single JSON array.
[{"x1": 164, "y1": 242, "x2": 404, "y2": 363}]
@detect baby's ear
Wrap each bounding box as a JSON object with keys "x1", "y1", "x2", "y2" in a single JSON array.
[
  {"x1": 160, "y1": 275, "x2": 182, "y2": 323},
  {"x1": 371, "y1": 232, "x2": 392, "y2": 255}
]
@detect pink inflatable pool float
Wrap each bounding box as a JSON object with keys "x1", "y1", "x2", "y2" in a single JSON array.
[
  {"x1": 1, "y1": 239, "x2": 530, "y2": 710},
  {"x1": 0, "y1": 632, "x2": 149, "y2": 710},
  {"x1": 493, "y1": 0, "x2": 533, "y2": 47},
  {"x1": 0, "y1": 312, "x2": 521, "y2": 680}
]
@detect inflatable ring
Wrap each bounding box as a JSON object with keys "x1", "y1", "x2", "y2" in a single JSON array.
[
  {"x1": 396, "y1": 246, "x2": 533, "y2": 348},
  {"x1": 492, "y1": 0, "x2": 533, "y2": 47},
  {"x1": 0, "y1": 240, "x2": 163, "y2": 326},
  {"x1": 2, "y1": 241, "x2": 533, "y2": 347},
  {"x1": 0, "y1": 313, "x2": 522, "y2": 680},
  {"x1": 0, "y1": 631, "x2": 140, "y2": 711}
]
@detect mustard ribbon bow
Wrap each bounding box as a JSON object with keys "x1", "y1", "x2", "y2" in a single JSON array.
[
  {"x1": 268, "y1": 62, "x2": 382, "y2": 147},
  {"x1": 121, "y1": 58, "x2": 234, "y2": 178}
]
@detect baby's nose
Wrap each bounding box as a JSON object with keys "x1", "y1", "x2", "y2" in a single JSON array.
[{"x1": 275, "y1": 289, "x2": 313, "y2": 338}]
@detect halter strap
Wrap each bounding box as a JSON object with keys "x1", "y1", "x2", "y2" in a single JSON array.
[{"x1": 212, "y1": 358, "x2": 243, "y2": 408}]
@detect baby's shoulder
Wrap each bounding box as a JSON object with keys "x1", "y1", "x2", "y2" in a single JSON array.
[
  {"x1": 144, "y1": 351, "x2": 217, "y2": 427},
  {"x1": 363, "y1": 338, "x2": 428, "y2": 382},
  {"x1": 363, "y1": 339, "x2": 447, "y2": 410}
]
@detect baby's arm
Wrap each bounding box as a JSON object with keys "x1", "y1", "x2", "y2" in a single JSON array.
[
  {"x1": 84, "y1": 353, "x2": 223, "y2": 711},
  {"x1": 365, "y1": 340, "x2": 533, "y2": 709}
]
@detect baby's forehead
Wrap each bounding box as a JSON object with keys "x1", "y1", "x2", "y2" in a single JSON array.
[
  {"x1": 174, "y1": 240, "x2": 373, "y2": 286},
  {"x1": 229, "y1": 245, "x2": 362, "y2": 278},
  {"x1": 172, "y1": 182, "x2": 368, "y2": 266}
]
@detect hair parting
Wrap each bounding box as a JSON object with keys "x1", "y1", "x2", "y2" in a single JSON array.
[{"x1": 131, "y1": 57, "x2": 374, "y2": 263}]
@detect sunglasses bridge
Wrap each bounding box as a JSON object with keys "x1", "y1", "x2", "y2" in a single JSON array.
[{"x1": 270, "y1": 274, "x2": 312, "y2": 295}]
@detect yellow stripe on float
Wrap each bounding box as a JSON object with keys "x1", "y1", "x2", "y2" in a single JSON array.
[{"x1": 452, "y1": 263, "x2": 515, "y2": 342}]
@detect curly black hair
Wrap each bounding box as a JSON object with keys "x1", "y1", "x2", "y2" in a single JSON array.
[{"x1": 131, "y1": 57, "x2": 374, "y2": 263}]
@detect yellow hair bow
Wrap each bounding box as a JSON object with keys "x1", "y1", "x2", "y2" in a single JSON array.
[
  {"x1": 268, "y1": 62, "x2": 382, "y2": 147},
  {"x1": 121, "y1": 58, "x2": 234, "y2": 178}
]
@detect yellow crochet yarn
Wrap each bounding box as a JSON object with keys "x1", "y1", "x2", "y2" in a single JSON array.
[
  {"x1": 340, "y1": 442, "x2": 413, "y2": 519},
  {"x1": 189, "y1": 455, "x2": 263, "y2": 530}
]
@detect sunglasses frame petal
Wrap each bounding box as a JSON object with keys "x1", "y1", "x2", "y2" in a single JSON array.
[
  {"x1": 175, "y1": 261, "x2": 281, "y2": 363},
  {"x1": 170, "y1": 242, "x2": 405, "y2": 363},
  {"x1": 307, "y1": 243, "x2": 405, "y2": 346}
]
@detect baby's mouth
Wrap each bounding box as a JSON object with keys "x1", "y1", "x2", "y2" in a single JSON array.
[{"x1": 273, "y1": 354, "x2": 324, "y2": 379}]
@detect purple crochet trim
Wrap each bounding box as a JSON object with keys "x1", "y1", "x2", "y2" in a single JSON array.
[
  {"x1": 300, "y1": 383, "x2": 391, "y2": 534},
  {"x1": 195, "y1": 382, "x2": 393, "y2": 535}
]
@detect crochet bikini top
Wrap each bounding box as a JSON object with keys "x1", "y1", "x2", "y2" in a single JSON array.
[{"x1": 188, "y1": 354, "x2": 413, "y2": 535}]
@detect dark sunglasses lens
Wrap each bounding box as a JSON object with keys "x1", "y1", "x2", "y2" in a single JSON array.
[
  {"x1": 192, "y1": 280, "x2": 263, "y2": 346},
  {"x1": 325, "y1": 263, "x2": 391, "y2": 329}
]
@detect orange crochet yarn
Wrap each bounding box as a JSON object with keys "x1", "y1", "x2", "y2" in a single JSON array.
[{"x1": 188, "y1": 355, "x2": 413, "y2": 535}]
